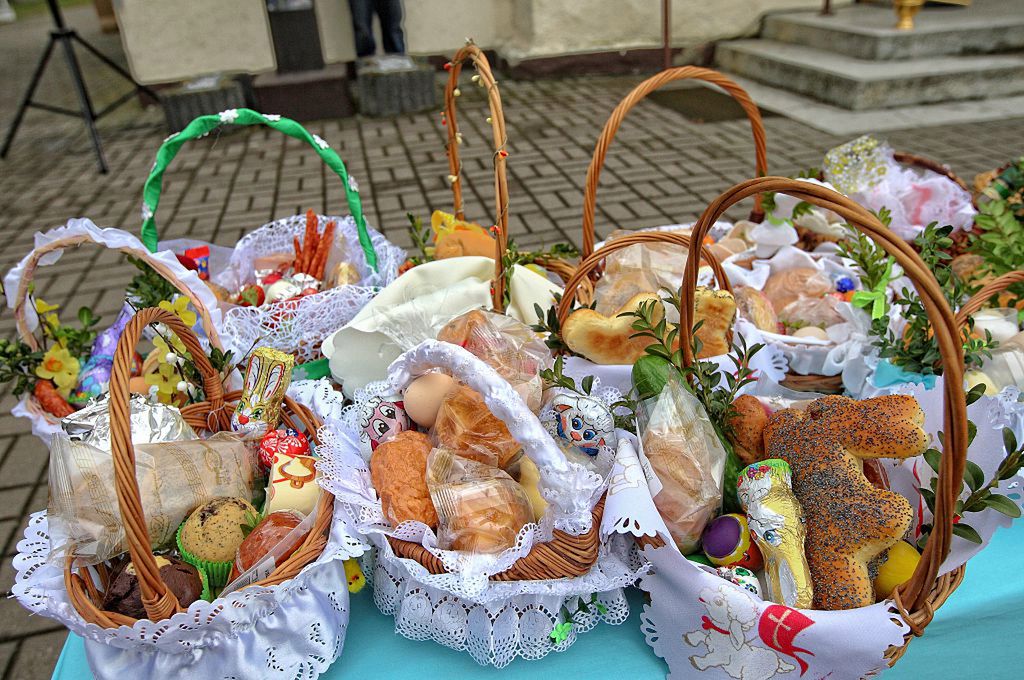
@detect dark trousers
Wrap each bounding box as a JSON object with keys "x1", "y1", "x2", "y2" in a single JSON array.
[{"x1": 349, "y1": 0, "x2": 405, "y2": 58}]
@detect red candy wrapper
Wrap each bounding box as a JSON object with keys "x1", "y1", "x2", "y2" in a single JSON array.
[
  {"x1": 184, "y1": 246, "x2": 210, "y2": 280},
  {"x1": 258, "y1": 428, "x2": 310, "y2": 471}
]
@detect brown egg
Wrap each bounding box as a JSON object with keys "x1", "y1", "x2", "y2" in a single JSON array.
[
  {"x1": 403, "y1": 372, "x2": 458, "y2": 428},
  {"x1": 129, "y1": 376, "x2": 149, "y2": 395}
]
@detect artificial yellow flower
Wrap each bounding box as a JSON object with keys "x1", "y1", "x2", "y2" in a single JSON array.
[
  {"x1": 431, "y1": 210, "x2": 488, "y2": 238},
  {"x1": 144, "y1": 362, "x2": 180, "y2": 404},
  {"x1": 34, "y1": 299, "x2": 60, "y2": 330},
  {"x1": 158, "y1": 296, "x2": 197, "y2": 329},
  {"x1": 35, "y1": 344, "x2": 79, "y2": 399},
  {"x1": 153, "y1": 333, "x2": 187, "y2": 362}
]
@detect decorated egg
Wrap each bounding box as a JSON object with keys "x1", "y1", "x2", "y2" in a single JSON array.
[
  {"x1": 715, "y1": 566, "x2": 762, "y2": 598},
  {"x1": 541, "y1": 393, "x2": 616, "y2": 458},
  {"x1": 258, "y1": 428, "x2": 311, "y2": 471},
  {"x1": 358, "y1": 394, "x2": 411, "y2": 457},
  {"x1": 874, "y1": 540, "x2": 921, "y2": 600},
  {"x1": 403, "y1": 372, "x2": 458, "y2": 428},
  {"x1": 702, "y1": 513, "x2": 764, "y2": 571}
]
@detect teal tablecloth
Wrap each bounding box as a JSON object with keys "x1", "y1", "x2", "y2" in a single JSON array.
[{"x1": 52, "y1": 520, "x2": 1024, "y2": 679}]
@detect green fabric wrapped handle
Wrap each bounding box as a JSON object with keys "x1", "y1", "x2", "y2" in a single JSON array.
[{"x1": 139, "y1": 108, "x2": 377, "y2": 271}]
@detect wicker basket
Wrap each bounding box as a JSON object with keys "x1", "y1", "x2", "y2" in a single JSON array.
[
  {"x1": 440, "y1": 41, "x2": 583, "y2": 302},
  {"x1": 556, "y1": 230, "x2": 731, "y2": 327},
  {"x1": 955, "y1": 270, "x2": 1024, "y2": 328},
  {"x1": 680, "y1": 177, "x2": 969, "y2": 665},
  {"x1": 580, "y1": 66, "x2": 769, "y2": 262},
  {"x1": 7, "y1": 226, "x2": 224, "y2": 438},
  {"x1": 63, "y1": 306, "x2": 334, "y2": 627}
]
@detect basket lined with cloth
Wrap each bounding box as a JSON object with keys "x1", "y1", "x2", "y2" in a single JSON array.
[
  {"x1": 322, "y1": 43, "x2": 570, "y2": 398},
  {"x1": 12, "y1": 306, "x2": 367, "y2": 680},
  {"x1": 318, "y1": 336, "x2": 646, "y2": 666},
  {"x1": 139, "y1": 108, "x2": 404, "y2": 367},
  {"x1": 2, "y1": 219, "x2": 225, "y2": 443},
  {"x1": 627, "y1": 177, "x2": 1024, "y2": 677}
]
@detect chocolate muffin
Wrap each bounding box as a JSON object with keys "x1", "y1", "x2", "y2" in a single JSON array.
[{"x1": 102, "y1": 555, "x2": 203, "y2": 619}]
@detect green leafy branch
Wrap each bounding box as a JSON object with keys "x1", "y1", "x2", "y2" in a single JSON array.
[
  {"x1": 126, "y1": 255, "x2": 179, "y2": 311},
  {"x1": 405, "y1": 212, "x2": 432, "y2": 266},
  {"x1": 532, "y1": 292, "x2": 593, "y2": 355},
  {"x1": 540, "y1": 355, "x2": 638, "y2": 432},
  {"x1": 917, "y1": 385, "x2": 1024, "y2": 549},
  {"x1": 970, "y1": 198, "x2": 1024, "y2": 308}
]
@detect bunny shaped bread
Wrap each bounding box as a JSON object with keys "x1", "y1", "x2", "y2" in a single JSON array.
[{"x1": 763, "y1": 395, "x2": 928, "y2": 610}]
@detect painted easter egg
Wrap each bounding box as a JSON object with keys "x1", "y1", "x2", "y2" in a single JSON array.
[
  {"x1": 702, "y1": 513, "x2": 764, "y2": 571},
  {"x1": 541, "y1": 393, "x2": 616, "y2": 458}
]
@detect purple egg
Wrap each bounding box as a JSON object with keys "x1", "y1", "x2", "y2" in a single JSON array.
[{"x1": 702, "y1": 515, "x2": 741, "y2": 559}]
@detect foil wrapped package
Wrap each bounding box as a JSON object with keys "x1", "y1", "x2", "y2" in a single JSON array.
[{"x1": 61, "y1": 393, "x2": 197, "y2": 452}]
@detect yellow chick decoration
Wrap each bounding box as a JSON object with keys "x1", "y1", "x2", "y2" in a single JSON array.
[{"x1": 344, "y1": 559, "x2": 366, "y2": 593}]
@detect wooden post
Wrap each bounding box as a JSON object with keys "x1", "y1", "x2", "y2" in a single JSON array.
[{"x1": 821, "y1": 0, "x2": 833, "y2": 15}]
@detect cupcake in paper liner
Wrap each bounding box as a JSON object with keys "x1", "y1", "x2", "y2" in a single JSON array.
[{"x1": 177, "y1": 498, "x2": 259, "y2": 588}]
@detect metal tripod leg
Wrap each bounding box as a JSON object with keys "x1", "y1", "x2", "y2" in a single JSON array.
[
  {"x1": 0, "y1": 37, "x2": 56, "y2": 160},
  {"x1": 56, "y1": 30, "x2": 108, "y2": 173}
]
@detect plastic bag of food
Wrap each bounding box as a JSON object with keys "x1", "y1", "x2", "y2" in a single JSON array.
[
  {"x1": 778, "y1": 294, "x2": 846, "y2": 331},
  {"x1": 49, "y1": 400, "x2": 259, "y2": 566},
  {"x1": 433, "y1": 385, "x2": 523, "y2": 470},
  {"x1": 437, "y1": 309, "x2": 550, "y2": 411},
  {"x1": 426, "y1": 446, "x2": 534, "y2": 554},
  {"x1": 638, "y1": 375, "x2": 727, "y2": 553}
]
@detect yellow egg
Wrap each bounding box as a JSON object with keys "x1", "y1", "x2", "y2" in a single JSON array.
[
  {"x1": 874, "y1": 540, "x2": 921, "y2": 600},
  {"x1": 403, "y1": 372, "x2": 458, "y2": 428},
  {"x1": 965, "y1": 370, "x2": 998, "y2": 396}
]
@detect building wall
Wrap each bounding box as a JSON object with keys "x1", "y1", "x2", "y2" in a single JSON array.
[
  {"x1": 115, "y1": 0, "x2": 276, "y2": 83},
  {"x1": 116, "y1": 0, "x2": 845, "y2": 84}
]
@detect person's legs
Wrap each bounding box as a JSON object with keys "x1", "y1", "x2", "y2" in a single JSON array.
[
  {"x1": 373, "y1": 0, "x2": 406, "y2": 54},
  {"x1": 348, "y1": 0, "x2": 376, "y2": 58}
]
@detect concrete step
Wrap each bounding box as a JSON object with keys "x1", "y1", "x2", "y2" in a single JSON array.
[
  {"x1": 717, "y1": 39, "x2": 1024, "y2": 110},
  {"x1": 763, "y1": 1, "x2": 1024, "y2": 60}
]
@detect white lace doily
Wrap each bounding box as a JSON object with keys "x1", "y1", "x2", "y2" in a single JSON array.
[
  {"x1": 216, "y1": 213, "x2": 405, "y2": 363},
  {"x1": 370, "y1": 536, "x2": 642, "y2": 668},
  {"x1": 13, "y1": 500, "x2": 368, "y2": 680}
]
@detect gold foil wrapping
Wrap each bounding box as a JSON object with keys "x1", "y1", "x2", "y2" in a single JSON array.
[
  {"x1": 232, "y1": 347, "x2": 294, "y2": 436},
  {"x1": 737, "y1": 459, "x2": 813, "y2": 609}
]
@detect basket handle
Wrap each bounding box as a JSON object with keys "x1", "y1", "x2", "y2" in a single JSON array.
[
  {"x1": 12, "y1": 233, "x2": 223, "y2": 352},
  {"x1": 581, "y1": 67, "x2": 768, "y2": 260},
  {"x1": 681, "y1": 177, "x2": 967, "y2": 616},
  {"x1": 139, "y1": 109, "x2": 378, "y2": 271},
  {"x1": 108, "y1": 307, "x2": 228, "y2": 621},
  {"x1": 954, "y1": 270, "x2": 1024, "y2": 328},
  {"x1": 556, "y1": 230, "x2": 730, "y2": 327},
  {"x1": 443, "y1": 42, "x2": 510, "y2": 312}
]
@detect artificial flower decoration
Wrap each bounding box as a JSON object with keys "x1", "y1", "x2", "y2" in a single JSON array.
[
  {"x1": 34, "y1": 299, "x2": 60, "y2": 330},
  {"x1": 153, "y1": 333, "x2": 187, "y2": 363},
  {"x1": 35, "y1": 345, "x2": 79, "y2": 399},
  {"x1": 158, "y1": 296, "x2": 198, "y2": 329},
  {"x1": 145, "y1": 362, "x2": 180, "y2": 404}
]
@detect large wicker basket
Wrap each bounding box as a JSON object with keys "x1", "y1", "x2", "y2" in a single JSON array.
[
  {"x1": 63, "y1": 306, "x2": 334, "y2": 627},
  {"x1": 440, "y1": 41, "x2": 582, "y2": 302},
  {"x1": 681, "y1": 177, "x2": 969, "y2": 665},
  {"x1": 580, "y1": 66, "x2": 769, "y2": 262},
  {"x1": 7, "y1": 225, "x2": 224, "y2": 439}
]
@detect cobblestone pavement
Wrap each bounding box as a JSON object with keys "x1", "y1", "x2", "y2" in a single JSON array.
[{"x1": 1, "y1": 5, "x2": 1023, "y2": 679}]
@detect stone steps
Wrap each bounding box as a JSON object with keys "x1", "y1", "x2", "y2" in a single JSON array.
[
  {"x1": 763, "y1": 2, "x2": 1024, "y2": 60},
  {"x1": 716, "y1": 39, "x2": 1024, "y2": 110}
]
